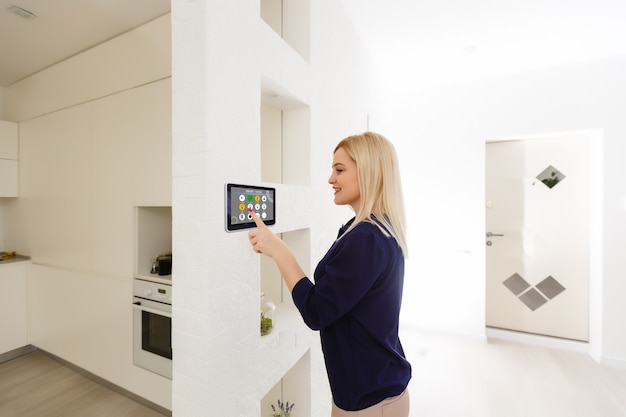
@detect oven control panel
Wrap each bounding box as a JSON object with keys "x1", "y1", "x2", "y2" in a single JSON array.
[{"x1": 133, "y1": 278, "x2": 172, "y2": 304}]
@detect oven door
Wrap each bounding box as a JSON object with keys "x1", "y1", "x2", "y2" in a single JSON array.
[{"x1": 132, "y1": 297, "x2": 172, "y2": 379}]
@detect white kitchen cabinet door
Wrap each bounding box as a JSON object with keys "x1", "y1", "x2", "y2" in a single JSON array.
[
  {"x1": 0, "y1": 263, "x2": 28, "y2": 354},
  {"x1": 0, "y1": 159, "x2": 18, "y2": 197},
  {"x1": 0, "y1": 120, "x2": 18, "y2": 160},
  {"x1": 0, "y1": 120, "x2": 18, "y2": 197}
]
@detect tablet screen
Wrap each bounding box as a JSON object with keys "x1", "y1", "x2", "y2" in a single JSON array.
[{"x1": 225, "y1": 183, "x2": 276, "y2": 231}]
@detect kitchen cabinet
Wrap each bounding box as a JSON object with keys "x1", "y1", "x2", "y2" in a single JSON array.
[
  {"x1": 0, "y1": 262, "x2": 28, "y2": 354},
  {"x1": 0, "y1": 120, "x2": 18, "y2": 197}
]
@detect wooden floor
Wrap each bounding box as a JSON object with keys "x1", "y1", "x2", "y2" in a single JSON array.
[
  {"x1": 404, "y1": 330, "x2": 626, "y2": 417},
  {"x1": 3, "y1": 335, "x2": 626, "y2": 417},
  {"x1": 0, "y1": 350, "x2": 167, "y2": 417}
]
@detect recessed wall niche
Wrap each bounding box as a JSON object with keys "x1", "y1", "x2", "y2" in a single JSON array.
[
  {"x1": 258, "y1": 1, "x2": 313, "y2": 415},
  {"x1": 135, "y1": 206, "x2": 172, "y2": 279},
  {"x1": 260, "y1": 228, "x2": 311, "y2": 305},
  {"x1": 261, "y1": 351, "x2": 311, "y2": 417},
  {"x1": 260, "y1": 100, "x2": 311, "y2": 307},
  {"x1": 260, "y1": 0, "x2": 310, "y2": 62},
  {"x1": 260, "y1": 103, "x2": 310, "y2": 186}
]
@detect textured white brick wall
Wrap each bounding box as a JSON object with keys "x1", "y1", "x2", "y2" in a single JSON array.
[
  {"x1": 171, "y1": 1, "x2": 376, "y2": 416},
  {"x1": 172, "y1": 1, "x2": 260, "y2": 415}
]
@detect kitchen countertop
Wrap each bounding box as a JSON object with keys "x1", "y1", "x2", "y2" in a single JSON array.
[{"x1": 0, "y1": 253, "x2": 31, "y2": 265}]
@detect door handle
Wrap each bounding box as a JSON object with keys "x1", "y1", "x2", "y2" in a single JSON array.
[
  {"x1": 486, "y1": 232, "x2": 504, "y2": 237},
  {"x1": 132, "y1": 303, "x2": 172, "y2": 318}
]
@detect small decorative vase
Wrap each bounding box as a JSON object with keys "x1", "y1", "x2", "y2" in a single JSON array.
[{"x1": 260, "y1": 293, "x2": 276, "y2": 335}]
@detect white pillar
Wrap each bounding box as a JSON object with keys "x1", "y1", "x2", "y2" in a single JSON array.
[{"x1": 171, "y1": 1, "x2": 262, "y2": 415}]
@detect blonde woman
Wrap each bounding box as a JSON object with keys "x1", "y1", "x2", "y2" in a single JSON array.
[{"x1": 249, "y1": 132, "x2": 411, "y2": 416}]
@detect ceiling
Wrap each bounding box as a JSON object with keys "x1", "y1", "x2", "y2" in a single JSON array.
[
  {"x1": 0, "y1": 0, "x2": 170, "y2": 87},
  {"x1": 2, "y1": 0, "x2": 626, "y2": 90},
  {"x1": 339, "y1": 0, "x2": 626, "y2": 90}
]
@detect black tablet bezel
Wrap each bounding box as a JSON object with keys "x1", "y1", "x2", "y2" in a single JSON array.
[{"x1": 225, "y1": 183, "x2": 276, "y2": 231}]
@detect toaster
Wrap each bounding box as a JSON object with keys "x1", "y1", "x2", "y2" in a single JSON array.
[{"x1": 156, "y1": 253, "x2": 172, "y2": 276}]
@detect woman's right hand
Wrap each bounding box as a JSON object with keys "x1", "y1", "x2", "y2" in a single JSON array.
[
  {"x1": 247, "y1": 209, "x2": 285, "y2": 258},
  {"x1": 248, "y1": 208, "x2": 306, "y2": 291}
]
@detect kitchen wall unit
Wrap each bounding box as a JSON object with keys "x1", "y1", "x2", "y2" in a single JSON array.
[
  {"x1": 0, "y1": 120, "x2": 18, "y2": 197},
  {"x1": 3, "y1": 15, "x2": 173, "y2": 411},
  {"x1": 0, "y1": 262, "x2": 27, "y2": 355}
]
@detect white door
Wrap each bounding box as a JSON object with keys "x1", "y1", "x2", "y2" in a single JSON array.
[{"x1": 485, "y1": 135, "x2": 590, "y2": 341}]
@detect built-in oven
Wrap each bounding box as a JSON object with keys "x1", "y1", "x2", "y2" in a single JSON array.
[{"x1": 132, "y1": 278, "x2": 172, "y2": 379}]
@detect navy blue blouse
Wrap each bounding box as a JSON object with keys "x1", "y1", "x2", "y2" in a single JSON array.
[{"x1": 291, "y1": 218, "x2": 411, "y2": 411}]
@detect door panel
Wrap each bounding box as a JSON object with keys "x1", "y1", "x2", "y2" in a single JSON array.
[{"x1": 485, "y1": 135, "x2": 589, "y2": 341}]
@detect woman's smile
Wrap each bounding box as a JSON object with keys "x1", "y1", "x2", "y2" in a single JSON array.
[{"x1": 328, "y1": 147, "x2": 360, "y2": 211}]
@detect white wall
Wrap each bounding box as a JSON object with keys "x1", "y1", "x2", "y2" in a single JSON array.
[
  {"x1": 308, "y1": 3, "x2": 377, "y2": 415},
  {"x1": 387, "y1": 55, "x2": 626, "y2": 366}
]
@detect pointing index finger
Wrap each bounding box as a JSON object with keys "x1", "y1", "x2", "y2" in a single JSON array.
[{"x1": 248, "y1": 208, "x2": 265, "y2": 228}]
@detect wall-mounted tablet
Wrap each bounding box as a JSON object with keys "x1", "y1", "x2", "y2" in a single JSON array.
[{"x1": 225, "y1": 183, "x2": 276, "y2": 231}]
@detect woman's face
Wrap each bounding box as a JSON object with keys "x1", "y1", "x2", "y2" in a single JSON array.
[{"x1": 329, "y1": 147, "x2": 360, "y2": 212}]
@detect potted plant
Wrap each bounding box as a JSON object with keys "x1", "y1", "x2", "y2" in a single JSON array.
[
  {"x1": 271, "y1": 399, "x2": 294, "y2": 417},
  {"x1": 260, "y1": 311, "x2": 273, "y2": 335},
  {"x1": 260, "y1": 293, "x2": 275, "y2": 335}
]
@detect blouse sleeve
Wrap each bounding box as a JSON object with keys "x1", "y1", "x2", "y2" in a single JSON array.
[{"x1": 291, "y1": 225, "x2": 391, "y2": 330}]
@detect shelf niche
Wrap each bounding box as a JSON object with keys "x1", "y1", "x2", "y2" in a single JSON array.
[
  {"x1": 260, "y1": 228, "x2": 310, "y2": 305},
  {"x1": 135, "y1": 206, "x2": 172, "y2": 279},
  {"x1": 258, "y1": 3, "x2": 312, "y2": 413},
  {"x1": 260, "y1": 0, "x2": 310, "y2": 62},
  {"x1": 261, "y1": 350, "x2": 311, "y2": 417},
  {"x1": 260, "y1": 103, "x2": 310, "y2": 186}
]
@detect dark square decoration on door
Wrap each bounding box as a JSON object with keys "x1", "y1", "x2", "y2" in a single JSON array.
[{"x1": 536, "y1": 165, "x2": 566, "y2": 189}]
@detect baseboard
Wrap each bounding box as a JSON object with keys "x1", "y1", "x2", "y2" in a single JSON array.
[
  {"x1": 0, "y1": 344, "x2": 38, "y2": 364},
  {"x1": 401, "y1": 323, "x2": 488, "y2": 344},
  {"x1": 601, "y1": 355, "x2": 626, "y2": 370},
  {"x1": 486, "y1": 327, "x2": 589, "y2": 354}
]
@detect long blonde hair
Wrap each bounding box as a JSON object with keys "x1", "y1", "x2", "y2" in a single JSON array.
[{"x1": 334, "y1": 132, "x2": 408, "y2": 257}]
